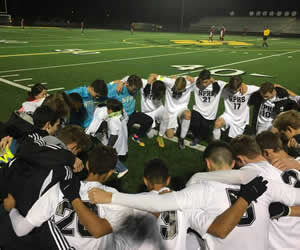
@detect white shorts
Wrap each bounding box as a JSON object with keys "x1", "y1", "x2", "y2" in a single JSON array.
[
  {"x1": 167, "y1": 106, "x2": 188, "y2": 129},
  {"x1": 145, "y1": 106, "x2": 168, "y2": 128},
  {"x1": 220, "y1": 113, "x2": 247, "y2": 138}
]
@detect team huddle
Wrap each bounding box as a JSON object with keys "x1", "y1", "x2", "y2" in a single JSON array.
[{"x1": 0, "y1": 69, "x2": 300, "y2": 250}]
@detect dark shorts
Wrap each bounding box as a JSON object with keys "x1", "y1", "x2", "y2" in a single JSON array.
[{"x1": 263, "y1": 36, "x2": 268, "y2": 41}]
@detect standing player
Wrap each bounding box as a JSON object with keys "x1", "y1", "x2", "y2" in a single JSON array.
[
  {"x1": 20, "y1": 18, "x2": 24, "y2": 29},
  {"x1": 209, "y1": 25, "x2": 215, "y2": 42},
  {"x1": 130, "y1": 23, "x2": 134, "y2": 34},
  {"x1": 189, "y1": 69, "x2": 227, "y2": 146},
  {"x1": 262, "y1": 26, "x2": 270, "y2": 47},
  {"x1": 151, "y1": 74, "x2": 194, "y2": 149},
  {"x1": 212, "y1": 76, "x2": 259, "y2": 141},
  {"x1": 81, "y1": 21, "x2": 84, "y2": 33},
  {"x1": 219, "y1": 25, "x2": 226, "y2": 41}
]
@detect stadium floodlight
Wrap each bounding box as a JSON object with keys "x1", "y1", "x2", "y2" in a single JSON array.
[
  {"x1": 269, "y1": 11, "x2": 274, "y2": 16},
  {"x1": 291, "y1": 11, "x2": 297, "y2": 17},
  {"x1": 256, "y1": 11, "x2": 261, "y2": 16},
  {"x1": 229, "y1": 11, "x2": 235, "y2": 16},
  {"x1": 249, "y1": 11, "x2": 254, "y2": 17},
  {"x1": 276, "y1": 11, "x2": 282, "y2": 17},
  {"x1": 284, "y1": 11, "x2": 290, "y2": 17},
  {"x1": 262, "y1": 11, "x2": 268, "y2": 16}
]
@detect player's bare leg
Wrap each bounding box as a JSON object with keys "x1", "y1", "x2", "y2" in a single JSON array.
[{"x1": 213, "y1": 117, "x2": 225, "y2": 140}]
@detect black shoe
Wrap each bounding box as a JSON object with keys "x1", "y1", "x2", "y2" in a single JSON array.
[{"x1": 178, "y1": 138, "x2": 185, "y2": 149}]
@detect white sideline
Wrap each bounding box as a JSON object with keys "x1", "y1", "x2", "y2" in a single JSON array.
[
  {"x1": 14, "y1": 78, "x2": 32, "y2": 82},
  {"x1": 0, "y1": 49, "x2": 215, "y2": 74}
]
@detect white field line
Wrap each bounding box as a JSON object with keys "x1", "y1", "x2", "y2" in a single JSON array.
[
  {"x1": 176, "y1": 49, "x2": 300, "y2": 76},
  {"x1": 0, "y1": 78, "x2": 30, "y2": 91},
  {"x1": 14, "y1": 78, "x2": 32, "y2": 82},
  {"x1": 47, "y1": 88, "x2": 65, "y2": 92},
  {"x1": 0, "y1": 74, "x2": 19, "y2": 77},
  {"x1": 0, "y1": 49, "x2": 216, "y2": 74},
  {"x1": 27, "y1": 82, "x2": 47, "y2": 87}
]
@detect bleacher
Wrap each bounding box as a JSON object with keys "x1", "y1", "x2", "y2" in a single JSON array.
[{"x1": 189, "y1": 16, "x2": 299, "y2": 35}]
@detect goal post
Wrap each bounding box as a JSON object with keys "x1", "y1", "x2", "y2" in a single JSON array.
[{"x1": 0, "y1": 0, "x2": 7, "y2": 14}]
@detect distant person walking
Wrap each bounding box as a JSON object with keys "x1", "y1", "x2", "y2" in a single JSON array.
[
  {"x1": 209, "y1": 25, "x2": 215, "y2": 42},
  {"x1": 262, "y1": 27, "x2": 270, "y2": 47},
  {"x1": 81, "y1": 21, "x2": 84, "y2": 33},
  {"x1": 219, "y1": 25, "x2": 226, "y2": 41},
  {"x1": 20, "y1": 18, "x2": 24, "y2": 29},
  {"x1": 130, "y1": 23, "x2": 135, "y2": 34}
]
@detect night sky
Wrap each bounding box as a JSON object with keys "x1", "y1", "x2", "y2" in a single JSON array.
[{"x1": 4, "y1": 0, "x2": 300, "y2": 26}]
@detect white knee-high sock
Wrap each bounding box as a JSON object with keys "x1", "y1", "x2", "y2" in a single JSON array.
[
  {"x1": 213, "y1": 128, "x2": 221, "y2": 140},
  {"x1": 180, "y1": 119, "x2": 190, "y2": 139}
]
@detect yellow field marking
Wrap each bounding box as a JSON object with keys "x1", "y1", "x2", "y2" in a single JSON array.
[{"x1": 171, "y1": 40, "x2": 253, "y2": 46}]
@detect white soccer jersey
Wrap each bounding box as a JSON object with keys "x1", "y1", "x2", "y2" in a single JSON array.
[
  {"x1": 26, "y1": 182, "x2": 133, "y2": 250},
  {"x1": 107, "y1": 113, "x2": 128, "y2": 156},
  {"x1": 140, "y1": 79, "x2": 163, "y2": 114},
  {"x1": 150, "y1": 187, "x2": 192, "y2": 250},
  {"x1": 241, "y1": 161, "x2": 300, "y2": 250},
  {"x1": 222, "y1": 85, "x2": 259, "y2": 126},
  {"x1": 85, "y1": 106, "x2": 108, "y2": 136},
  {"x1": 160, "y1": 76, "x2": 194, "y2": 114},
  {"x1": 193, "y1": 80, "x2": 227, "y2": 120},
  {"x1": 175, "y1": 179, "x2": 296, "y2": 250},
  {"x1": 256, "y1": 96, "x2": 277, "y2": 134}
]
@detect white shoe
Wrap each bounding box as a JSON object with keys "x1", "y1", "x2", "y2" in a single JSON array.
[
  {"x1": 117, "y1": 169, "x2": 128, "y2": 178},
  {"x1": 146, "y1": 129, "x2": 157, "y2": 138}
]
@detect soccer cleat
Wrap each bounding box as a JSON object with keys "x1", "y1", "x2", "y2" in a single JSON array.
[
  {"x1": 157, "y1": 136, "x2": 165, "y2": 148},
  {"x1": 178, "y1": 138, "x2": 185, "y2": 149},
  {"x1": 190, "y1": 138, "x2": 200, "y2": 146},
  {"x1": 132, "y1": 134, "x2": 145, "y2": 147},
  {"x1": 117, "y1": 169, "x2": 128, "y2": 179}
]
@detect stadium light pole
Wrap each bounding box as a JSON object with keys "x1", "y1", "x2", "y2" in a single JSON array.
[{"x1": 180, "y1": 0, "x2": 185, "y2": 32}]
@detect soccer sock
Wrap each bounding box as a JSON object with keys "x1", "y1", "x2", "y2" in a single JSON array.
[
  {"x1": 159, "y1": 113, "x2": 169, "y2": 137},
  {"x1": 180, "y1": 119, "x2": 190, "y2": 139},
  {"x1": 213, "y1": 128, "x2": 221, "y2": 140}
]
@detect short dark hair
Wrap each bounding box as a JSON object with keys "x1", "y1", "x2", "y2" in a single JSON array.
[
  {"x1": 28, "y1": 83, "x2": 47, "y2": 99},
  {"x1": 69, "y1": 93, "x2": 83, "y2": 104},
  {"x1": 56, "y1": 125, "x2": 91, "y2": 152},
  {"x1": 151, "y1": 80, "x2": 166, "y2": 100},
  {"x1": 144, "y1": 159, "x2": 169, "y2": 185},
  {"x1": 227, "y1": 76, "x2": 242, "y2": 91},
  {"x1": 42, "y1": 92, "x2": 72, "y2": 119},
  {"x1": 32, "y1": 106, "x2": 60, "y2": 129},
  {"x1": 106, "y1": 98, "x2": 123, "y2": 112},
  {"x1": 256, "y1": 131, "x2": 283, "y2": 152},
  {"x1": 127, "y1": 75, "x2": 143, "y2": 89},
  {"x1": 198, "y1": 69, "x2": 211, "y2": 80},
  {"x1": 91, "y1": 79, "x2": 108, "y2": 97},
  {"x1": 231, "y1": 135, "x2": 262, "y2": 159},
  {"x1": 260, "y1": 82, "x2": 274, "y2": 95},
  {"x1": 88, "y1": 145, "x2": 118, "y2": 175},
  {"x1": 203, "y1": 141, "x2": 233, "y2": 167}
]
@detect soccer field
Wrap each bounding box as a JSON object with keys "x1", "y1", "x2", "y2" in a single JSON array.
[{"x1": 1, "y1": 26, "x2": 300, "y2": 193}]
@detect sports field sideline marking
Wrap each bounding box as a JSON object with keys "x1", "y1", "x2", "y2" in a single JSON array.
[
  {"x1": 176, "y1": 49, "x2": 300, "y2": 76},
  {"x1": 0, "y1": 43, "x2": 192, "y2": 58},
  {"x1": 0, "y1": 49, "x2": 216, "y2": 74},
  {"x1": 0, "y1": 74, "x2": 19, "y2": 78},
  {"x1": 0, "y1": 78, "x2": 31, "y2": 91},
  {"x1": 27, "y1": 82, "x2": 47, "y2": 87},
  {"x1": 47, "y1": 87, "x2": 65, "y2": 92},
  {"x1": 14, "y1": 78, "x2": 32, "y2": 82}
]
